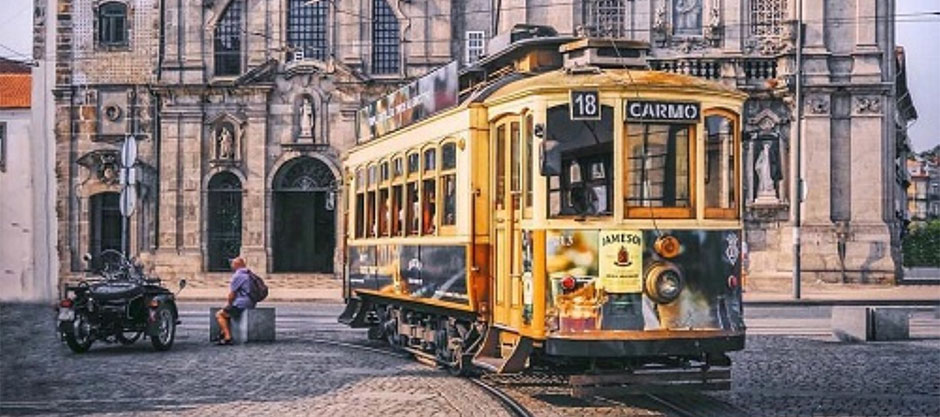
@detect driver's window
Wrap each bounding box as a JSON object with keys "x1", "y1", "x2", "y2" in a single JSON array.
[{"x1": 545, "y1": 104, "x2": 614, "y2": 217}]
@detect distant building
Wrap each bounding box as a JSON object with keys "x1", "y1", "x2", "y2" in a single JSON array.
[
  {"x1": 907, "y1": 157, "x2": 940, "y2": 222},
  {"x1": 0, "y1": 57, "x2": 56, "y2": 301},
  {"x1": 35, "y1": 0, "x2": 914, "y2": 287}
]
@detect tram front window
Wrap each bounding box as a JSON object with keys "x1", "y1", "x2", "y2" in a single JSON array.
[
  {"x1": 544, "y1": 104, "x2": 614, "y2": 217},
  {"x1": 626, "y1": 123, "x2": 692, "y2": 213}
]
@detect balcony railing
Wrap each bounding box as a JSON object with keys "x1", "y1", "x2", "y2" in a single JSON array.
[{"x1": 649, "y1": 57, "x2": 779, "y2": 86}]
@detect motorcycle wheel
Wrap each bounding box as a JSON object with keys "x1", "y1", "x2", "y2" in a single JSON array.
[
  {"x1": 63, "y1": 314, "x2": 94, "y2": 353},
  {"x1": 150, "y1": 306, "x2": 176, "y2": 351},
  {"x1": 116, "y1": 331, "x2": 143, "y2": 345}
]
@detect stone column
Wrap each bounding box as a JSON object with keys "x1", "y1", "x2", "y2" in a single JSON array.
[
  {"x1": 846, "y1": 94, "x2": 895, "y2": 282},
  {"x1": 801, "y1": 93, "x2": 831, "y2": 224},
  {"x1": 243, "y1": 98, "x2": 269, "y2": 273}
]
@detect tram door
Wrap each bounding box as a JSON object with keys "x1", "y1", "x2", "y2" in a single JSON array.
[{"x1": 492, "y1": 118, "x2": 524, "y2": 329}]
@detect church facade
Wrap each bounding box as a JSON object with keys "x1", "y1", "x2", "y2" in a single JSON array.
[{"x1": 37, "y1": 0, "x2": 910, "y2": 289}]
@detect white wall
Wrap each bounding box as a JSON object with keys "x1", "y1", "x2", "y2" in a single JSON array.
[{"x1": 0, "y1": 108, "x2": 44, "y2": 300}]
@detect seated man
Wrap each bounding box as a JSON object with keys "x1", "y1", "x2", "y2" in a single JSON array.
[{"x1": 214, "y1": 256, "x2": 256, "y2": 345}]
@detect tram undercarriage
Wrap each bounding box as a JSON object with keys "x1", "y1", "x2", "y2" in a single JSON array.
[{"x1": 341, "y1": 294, "x2": 739, "y2": 392}]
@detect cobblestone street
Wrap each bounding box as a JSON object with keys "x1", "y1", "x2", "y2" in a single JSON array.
[{"x1": 1, "y1": 302, "x2": 938, "y2": 416}]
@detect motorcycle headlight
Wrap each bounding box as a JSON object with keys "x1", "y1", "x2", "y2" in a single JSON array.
[{"x1": 645, "y1": 263, "x2": 684, "y2": 304}]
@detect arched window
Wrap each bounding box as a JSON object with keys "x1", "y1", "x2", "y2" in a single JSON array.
[
  {"x1": 584, "y1": 0, "x2": 625, "y2": 37},
  {"x1": 214, "y1": 0, "x2": 243, "y2": 76},
  {"x1": 441, "y1": 142, "x2": 457, "y2": 227},
  {"x1": 372, "y1": 0, "x2": 399, "y2": 74},
  {"x1": 421, "y1": 147, "x2": 437, "y2": 234},
  {"x1": 287, "y1": 0, "x2": 328, "y2": 61},
  {"x1": 98, "y1": 2, "x2": 128, "y2": 47},
  {"x1": 704, "y1": 111, "x2": 739, "y2": 219},
  {"x1": 207, "y1": 172, "x2": 243, "y2": 271}
]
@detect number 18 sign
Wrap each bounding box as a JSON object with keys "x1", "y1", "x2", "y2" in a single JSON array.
[{"x1": 569, "y1": 90, "x2": 601, "y2": 120}]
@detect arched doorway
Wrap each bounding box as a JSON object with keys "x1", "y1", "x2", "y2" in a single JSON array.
[
  {"x1": 272, "y1": 157, "x2": 336, "y2": 272},
  {"x1": 89, "y1": 192, "x2": 122, "y2": 259},
  {"x1": 207, "y1": 172, "x2": 242, "y2": 271}
]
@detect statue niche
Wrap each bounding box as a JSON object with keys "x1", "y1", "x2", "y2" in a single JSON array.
[{"x1": 207, "y1": 114, "x2": 245, "y2": 164}]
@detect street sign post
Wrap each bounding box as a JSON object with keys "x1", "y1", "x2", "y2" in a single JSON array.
[{"x1": 120, "y1": 136, "x2": 138, "y2": 255}]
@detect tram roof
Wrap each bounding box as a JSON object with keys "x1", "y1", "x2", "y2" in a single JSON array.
[{"x1": 483, "y1": 68, "x2": 748, "y2": 104}]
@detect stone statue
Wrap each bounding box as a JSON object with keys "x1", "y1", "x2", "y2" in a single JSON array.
[
  {"x1": 653, "y1": 5, "x2": 668, "y2": 33},
  {"x1": 754, "y1": 142, "x2": 777, "y2": 202},
  {"x1": 708, "y1": 6, "x2": 720, "y2": 30},
  {"x1": 704, "y1": 6, "x2": 722, "y2": 45},
  {"x1": 300, "y1": 98, "x2": 314, "y2": 138},
  {"x1": 218, "y1": 126, "x2": 233, "y2": 159},
  {"x1": 673, "y1": 0, "x2": 702, "y2": 35}
]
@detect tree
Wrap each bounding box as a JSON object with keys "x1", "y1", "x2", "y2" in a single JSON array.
[{"x1": 903, "y1": 220, "x2": 940, "y2": 267}]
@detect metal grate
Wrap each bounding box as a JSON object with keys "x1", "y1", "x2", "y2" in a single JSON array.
[
  {"x1": 751, "y1": 0, "x2": 788, "y2": 37},
  {"x1": 287, "y1": 0, "x2": 328, "y2": 61},
  {"x1": 214, "y1": 0, "x2": 243, "y2": 76},
  {"x1": 584, "y1": 0, "x2": 626, "y2": 38},
  {"x1": 372, "y1": 0, "x2": 400, "y2": 74}
]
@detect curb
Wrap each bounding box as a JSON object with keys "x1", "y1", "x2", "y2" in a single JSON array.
[{"x1": 744, "y1": 299, "x2": 940, "y2": 307}]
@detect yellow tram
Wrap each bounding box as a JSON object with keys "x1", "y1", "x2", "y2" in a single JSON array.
[{"x1": 340, "y1": 34, "x2": 748, "y2": 386}]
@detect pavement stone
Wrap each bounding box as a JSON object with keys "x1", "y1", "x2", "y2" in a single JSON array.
[{"x1": 0, "y1": 303, "x2": 510, "y2": 417}]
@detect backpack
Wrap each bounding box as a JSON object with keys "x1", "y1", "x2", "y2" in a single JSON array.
[{"x1": 247, "y1": 270, "x2": 269, "y2": 303}]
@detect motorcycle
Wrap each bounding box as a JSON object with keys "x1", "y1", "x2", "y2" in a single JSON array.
[{"x1": 57, "y1": 250, "x2": 186, "y2": 353}]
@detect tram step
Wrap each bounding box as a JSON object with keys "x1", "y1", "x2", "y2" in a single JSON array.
[
  {"x1": 570, "y1": 367, "x2": 732, "y2": 397},
  {"x1": 471, "y1": 329, "x2": 533, "y2": 374}
]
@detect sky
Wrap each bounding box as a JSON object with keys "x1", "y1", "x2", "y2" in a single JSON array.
[{"x1": 0, "y1": 0, "x2": 936, "y2": 152}]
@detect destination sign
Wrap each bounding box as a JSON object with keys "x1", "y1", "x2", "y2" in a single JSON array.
[{"x1": 626, "y1": 100, "x2": 700, "y2": 123}]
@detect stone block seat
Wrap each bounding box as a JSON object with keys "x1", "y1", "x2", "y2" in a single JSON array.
[
  {"x1": 210, "y1": 307, "x2": 276, "y2": 344},
  {"x1": 831, "y1": 306, "x2": 910, "y2": 342}
]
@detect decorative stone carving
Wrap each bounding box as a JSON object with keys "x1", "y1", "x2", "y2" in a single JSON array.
[
  {"x1": 854, "y1": 96, "x2": 882, "y2": 115},
  {"x1": 806, "y1": 95, "x2": 830, "y2": 115},
  {"x1": 76, "y1": 150, "x2": 121, "y2": 185},
  {"x1": 652, "y1": 4, "x2": 669, "y2": 44},
  {"x1": 673, "y1": 0, "x2": 703, "y2": 36}
]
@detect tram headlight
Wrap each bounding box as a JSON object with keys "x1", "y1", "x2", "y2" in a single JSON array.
[
  {"x1": 645, "y1": 263, "x2": 684, "y2": 304},
  {"x1": 653, "y1": 235, "x2": 681, "y2": 258}
]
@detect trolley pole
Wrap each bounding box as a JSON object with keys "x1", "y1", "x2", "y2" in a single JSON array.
[{"x1": 793, "y1": 0, "x2": 804, "y2": 300}]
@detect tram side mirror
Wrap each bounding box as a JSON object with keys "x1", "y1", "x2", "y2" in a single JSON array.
[
  {"x1": 82, "y1": 253, "x2": 93, "y2": 264},
  {"x1": 540, "y1": 139, "x2": 562, "y2": 176},
  {"x1": 178, "y1": 279, "x2": 187, "y2": 291}
]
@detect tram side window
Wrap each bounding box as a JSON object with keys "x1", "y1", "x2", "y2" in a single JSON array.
[
  {"x1": 705, "y1": 114, "x2": 737, "y2": 217},
  {"x1": 626, "y1": 124, "x2": 691, "y2": 212},
  {"x1": 367, "y1": 165, "x2": 377, "y2": 237},
  {"x1": 378, "y1": 188, "x2": 389, "y2": 236},
  {"x1": 392, "y1": 184, "x2": 403, "y2": 235},
  {"x1": 510, "y1": 121, "x2": 521, "y2": 209},
  {"x1": 544, "y1": 104, "x2": 614, "y2": 217},
  {"x1": 495, "y1": 125, "x2": 506, "y2": 210},
  {"x1": 524, "y1": 114, "x2": 534, "y2": 209},
  {"x1": 355, "y1": 168, "x2": 365, "y2": 238},
  {"x1": 441, "y1": 142, "x2": 457, "y2": 226},
  {"x1": 406, "y1": 182, "x2": 419, "y2": 235}
]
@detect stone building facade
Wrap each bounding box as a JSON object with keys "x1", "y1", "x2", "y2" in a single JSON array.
[{"x1": 40, "y1": 0, "x2": 911, "y2": 289}]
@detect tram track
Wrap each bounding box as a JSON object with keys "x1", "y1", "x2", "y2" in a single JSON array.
[
  {"x1": 309, "y1": 337, "x2": 535, "y2": 417},
  {"x1": 309, "y1": 337, "x2": 748, "y2": 417}
]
